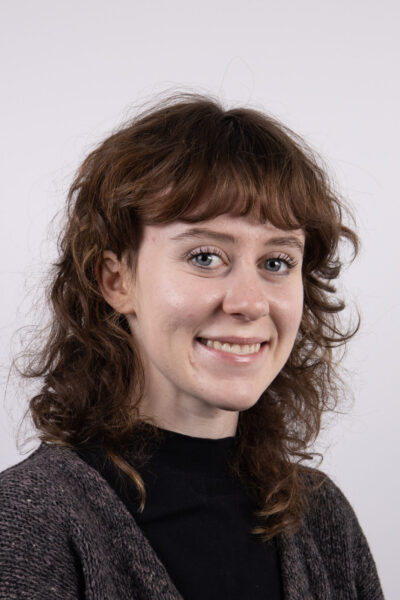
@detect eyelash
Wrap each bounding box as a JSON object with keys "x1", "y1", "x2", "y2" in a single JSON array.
[{"x1": 186, "y1": 246, "x2": 298, "y2": 273}]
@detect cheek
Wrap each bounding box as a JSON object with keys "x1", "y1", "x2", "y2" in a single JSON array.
[
  {"x1": 273, "y1": 286, "x2": 304, "y2": 333},
  {"x1": 149, "y1": 273, "x2": 211, "y2": 332}
]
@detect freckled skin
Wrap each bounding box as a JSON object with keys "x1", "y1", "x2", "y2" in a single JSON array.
[{"x1": 125, "y1": 214, "x2": 305, "y2": 438}]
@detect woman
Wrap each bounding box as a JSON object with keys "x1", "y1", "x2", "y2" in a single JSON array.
[{"x1": 0, "y1": 94, "x2": 384, "y2": 599}]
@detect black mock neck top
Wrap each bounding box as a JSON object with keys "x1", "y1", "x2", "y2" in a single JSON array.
[{"x1": 78, "y1": 426, "x2": 283, "y2": 599}]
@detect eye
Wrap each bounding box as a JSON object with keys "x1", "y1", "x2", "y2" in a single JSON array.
[
  {"x1": 187, "y1": 248, "x2": 298, "y2": 273},
  {"x1": 187, "y1": 247, "x2": 224, "y2": 269},
  {"x1": 264, "y1": 255, "x2": 297, "y2": 273}
]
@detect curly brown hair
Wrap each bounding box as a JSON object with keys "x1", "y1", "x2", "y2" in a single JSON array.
[{"x1": 18, "y1": 93, "x2": 358, "y2": 541}]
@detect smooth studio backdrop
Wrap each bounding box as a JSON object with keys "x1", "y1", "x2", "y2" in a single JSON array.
[{"x1": 1, "y1": 1, "x2": 398, "y2": 597}]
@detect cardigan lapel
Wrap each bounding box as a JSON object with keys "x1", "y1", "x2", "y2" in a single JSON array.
[{"x1": 61, "y1": 445, "x2": 184, "y2": 599}]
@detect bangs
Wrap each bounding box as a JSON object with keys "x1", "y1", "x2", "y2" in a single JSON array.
[
  {"x1": 176, "y1": 159, "x2": 308, "y2": 231},
  {"x1": 132, "y1": 106, "x2": 326, "y2": 232}
]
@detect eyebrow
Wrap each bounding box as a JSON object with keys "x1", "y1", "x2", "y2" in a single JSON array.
[{"x1": 170, "y1": 227, "x2": 305, "y2": 252}]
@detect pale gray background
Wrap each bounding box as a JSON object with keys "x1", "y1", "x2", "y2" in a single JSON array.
[{"x1": 1, "y1": 1, "x2": 398, "y2": 597}]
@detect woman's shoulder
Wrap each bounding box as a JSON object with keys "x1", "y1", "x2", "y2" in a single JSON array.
[
  {"x1": 296, "y1": 465, "x2": 365, "y2": 539},
  {"x1": 0, "y1": 443, "x2": 83, "y2": 527},
  {"x1": 1, "y1": 441, "x2": 66, "y2": 475},
  {"x1": 299, "y1": 466, "x2": 361, "y2": 528},
  {"x1": 0, "y1": 441, "x2": 134, "y2": 536},
  {"x1": 0, "y1": 444, "x2": 91, "y2": 598},
  {"x1": 1, "y1": 442, "x2": 79, "y2": 494},
  {"x1": 0, "y1": 441, "x2": 114, "y2": 535},
  {"x1": 0, "y1": 443, "x2": 183, "y2": 599}
]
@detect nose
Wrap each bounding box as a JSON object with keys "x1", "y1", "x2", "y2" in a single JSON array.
[{"x1": 221, "y1": 264, "x2": 270, "y2": 321}]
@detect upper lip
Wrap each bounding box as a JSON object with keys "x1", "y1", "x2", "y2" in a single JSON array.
[{"x1": 197, "y1": 336, "x2": 268, "y2": 344}]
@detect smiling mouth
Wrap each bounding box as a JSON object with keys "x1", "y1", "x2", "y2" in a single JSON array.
[{"x1": 196, "y1": 337, "x2": 268, "y2": 356}]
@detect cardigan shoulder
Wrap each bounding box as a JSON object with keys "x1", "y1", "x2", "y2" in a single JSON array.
[
  {"x1": 0, "y1": 443, "x2": 76, "y2": 535},
  {"x1": 0, "y1": 443, "x2": 183, "y2": 600},
  {"x1": 0, "y1": 443, "x2": 88, "y2": 533},
  {"x1": 300, "y1": 467, "x2": 361, "y2": 530},
  {"x1": 0, "y1": 443, "x2": 86, "y2": 599}
]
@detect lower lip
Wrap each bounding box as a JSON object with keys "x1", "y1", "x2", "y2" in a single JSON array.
[{"x1": 195, "y1": 338, "x2": 268, "y2": 364}]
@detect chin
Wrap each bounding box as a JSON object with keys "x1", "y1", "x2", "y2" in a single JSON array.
[{"x1": 210, "y1": 396, "x2": 261, "y2": 413}]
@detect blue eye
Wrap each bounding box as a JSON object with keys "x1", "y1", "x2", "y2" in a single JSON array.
[
  {"x1": 265, "y1": 258, "x2": 287, "y2": 272},
  {"x1": 188, "y1": 247, "x2": 224, "y2": 269},
  {"x1": 191, "y1": 252, "x2": 222, "y2": 268},
  {"x1": 187, "y1": 247, "x2": 297, "y2": 272}
]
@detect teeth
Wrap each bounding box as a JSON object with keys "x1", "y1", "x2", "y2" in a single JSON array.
[{"x1": 200, "y1": 339, "x2": 261, "y2": 355}]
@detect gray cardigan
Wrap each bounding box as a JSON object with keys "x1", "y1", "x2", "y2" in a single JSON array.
[{"x1": 0, "y1": 443, "x2": 384, "y2": 599}]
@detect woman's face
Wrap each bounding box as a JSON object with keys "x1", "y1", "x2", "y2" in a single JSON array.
[{"x1": 124, "y1": 213, "x2": 305, "y2": 437}]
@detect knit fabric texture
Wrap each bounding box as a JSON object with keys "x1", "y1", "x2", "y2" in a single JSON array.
[{"x1": 0, "y1": 443, "x2": 385, "y2": 599}]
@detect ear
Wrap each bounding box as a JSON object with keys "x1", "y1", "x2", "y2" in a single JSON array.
[{"x1": 96, "y1": 250, "x2": 135, "y2": 315}]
